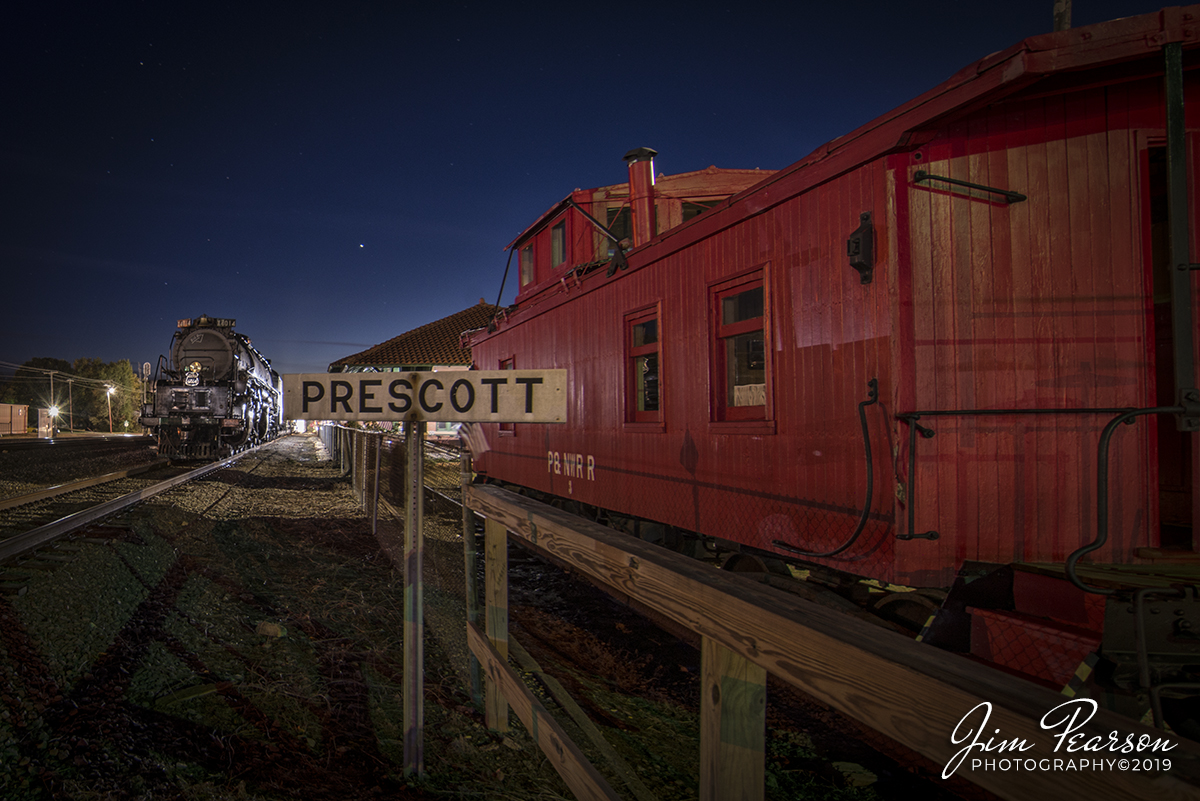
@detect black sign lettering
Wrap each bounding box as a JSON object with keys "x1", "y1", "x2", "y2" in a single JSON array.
[
  {"x1": 388, "y1": 379, "x2": 412, "y2": 413},
  {"x1": 515, "y1": 376, "x2": 543, "y2": 413},
  {"x1": 331, "y1": 380, "x2": 353, "y2": 413},
  {"x1": 358, "y1": 379, "x2": 383, "y2": 414},
  {"x1": 302, "y1": 381, "x2": 325, "y2": 413},
  {"x1": 480, "y1": 377, "x2": 506, "y2": 413},
  {"x1": 419, "y1": 379, "x2": 443, "y2": 413},
  {"x1": 450, "y1": 378, "x2": 475, "y2": 413}
]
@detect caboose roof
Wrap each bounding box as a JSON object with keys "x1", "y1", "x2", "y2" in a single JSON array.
[
  {"x1": 328, "y1": 299, "x2": 498, "y2": 372},
  {"x1": 505, "y1": 166, "x2": 776, "y2": 250},
  {"x1": 644, "y1": 5, "x2": 1200, "y2": 260}
]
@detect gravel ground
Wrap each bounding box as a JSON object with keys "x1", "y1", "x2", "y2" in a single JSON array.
[
  {"x1": 0, "y1": 439, "x2": 161, "y2": 499},
  {"x1": 0, "y1": 434, "x2": 561, "y2": 800}
]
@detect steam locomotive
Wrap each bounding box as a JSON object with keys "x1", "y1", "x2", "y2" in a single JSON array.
[
  {"x1": 140, "y1": 316, "x2": 283, "y2": 458},
  {"x1": 468, "y1": 8, "x2": 1200, "y2": 732}
]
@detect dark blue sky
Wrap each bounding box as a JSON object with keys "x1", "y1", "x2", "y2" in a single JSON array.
[{"x1": 1, "y1": 1, "x2": 1169, "y2": 375}]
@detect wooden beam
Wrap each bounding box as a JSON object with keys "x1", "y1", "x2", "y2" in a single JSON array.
[
  {"x1": 509, "y1": 636, "x2": 660, "y2": 801},
  {"x1": 467, "y1": 622, "x2": 622, "y2": 801},
  {"x1": 484, "y1": 516, "x2": 509, "y2": 732},
  {"x1": 701, "y1": 636, "x2": 765, "y2": 801},
  {"x1": 465, "y1": 484, "x2": 1200, "y2": 801}
]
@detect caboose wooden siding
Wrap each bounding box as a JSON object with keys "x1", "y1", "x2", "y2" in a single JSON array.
[
  {"x1": 472, "y1": 8, "x2": 1200, "y2": 587},
  {"x1": 894, "y1": 77, "x2": 1200, "y2": 584}
]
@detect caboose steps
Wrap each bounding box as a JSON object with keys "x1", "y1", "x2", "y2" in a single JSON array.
[
  {"x1": 920, "y1": 560, "x2": 1200, "y2": 737},
  {"x1": 967, "y1": 606, "x2": 1102, "y2": 687},
  {"x1": 1137, "y1": 547, "x2": 1200, "y2": 563}
]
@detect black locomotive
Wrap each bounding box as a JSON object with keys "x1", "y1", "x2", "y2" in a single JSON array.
[{"x1": 140, "y1": 315, "x2": 283, "y2": 458}]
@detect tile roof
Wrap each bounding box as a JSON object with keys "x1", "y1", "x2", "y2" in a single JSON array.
[{"x1": 328, "y1": 300, "x2": 498, "y2": 371}]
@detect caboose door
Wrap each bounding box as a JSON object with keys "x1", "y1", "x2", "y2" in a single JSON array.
[{"x1": 1140, "y1": 129, "x2": 1199, "y2": 552}]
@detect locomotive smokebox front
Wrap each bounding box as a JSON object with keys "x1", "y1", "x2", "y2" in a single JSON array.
[{"x1": 173, "y1": 325, "x2": 236, "y2": 381}]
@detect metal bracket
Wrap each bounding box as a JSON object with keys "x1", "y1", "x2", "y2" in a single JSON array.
[
  {"x1": 897, "y1": 530, "x2": 939, "y2": 541},
  {"x1": 897, "y1": 414, "x2": 938, "y2": 542},
  {"x1": 1178, "y1": 389, "x2": 1200, "y2": 432},
  {"x1": 846, "y1": 211, "x2": 874, "y2": 284},
  {"x1": 913, "y1": 170, "x2": 1026, "y2": 204}
]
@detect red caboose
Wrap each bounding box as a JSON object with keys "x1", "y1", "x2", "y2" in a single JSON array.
[{"x1": 470, "y1": 8, "x2": 1199, "y2": 602}]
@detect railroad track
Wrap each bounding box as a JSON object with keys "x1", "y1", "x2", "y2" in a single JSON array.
[
  {"x1": 0, "y1": 449, "x2": 260, "y2": 566},
  {"x1": 0, "y1": 435, "x2": 154, "y2": 453}
]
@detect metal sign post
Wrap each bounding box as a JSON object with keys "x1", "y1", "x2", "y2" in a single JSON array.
[{"x1": 403, "y1": 420, "x2": 425, "y2": 776}]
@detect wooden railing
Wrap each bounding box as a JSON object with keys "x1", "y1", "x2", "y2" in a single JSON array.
[{"x1": 464, "y1": 483, "x2": 1200, "y2": 801}]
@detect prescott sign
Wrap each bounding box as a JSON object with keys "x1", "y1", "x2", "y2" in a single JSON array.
[{"x1": 282, "y1": 370, "x2": 567, "y2": 423}]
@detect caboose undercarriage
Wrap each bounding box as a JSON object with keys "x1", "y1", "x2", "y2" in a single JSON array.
[{"x1": 921, "y1": 560, "x2": 1200, "y2": 740}]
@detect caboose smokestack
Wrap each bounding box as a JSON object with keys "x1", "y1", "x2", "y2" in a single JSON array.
[{"x1": 623, "y1": 147, "x2": 657, "y2": 247}]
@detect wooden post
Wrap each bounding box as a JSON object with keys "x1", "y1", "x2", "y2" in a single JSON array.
[
  {"x1": 462, "y1": 453, "x2": 483, "y2": 707},
  {"x1": 700, "y1": 636, "x2": 766, "y2": 801},
  {"x1": 484, "y1": 516, "x2": 509, "y2": 731},
  {"x1": 403, "y1": 421, "x2": 426, "y2": 776}
]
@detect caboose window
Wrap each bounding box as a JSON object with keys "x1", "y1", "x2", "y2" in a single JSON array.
[
  {"x1": 682, "y1": 200, "x2": 718, "y2": 223},
  {"x1": 713, "y1": 277, "x2": 767, "y2": 421},
  {"x1": 550, "y1": 220, "x2": 566, "y2": 267},
  {"x1": 519, "y1": 244, "x2": 534, "y2": 287},
  {"x1": 607, "y1": 206, "x2": 632, "y2": 257},
  {"x1": 626, "y1": 309, "x2": 661, "y2": 423},
  {"x1": 498, "y1": 357, "x2": 516, "y2": 435}
]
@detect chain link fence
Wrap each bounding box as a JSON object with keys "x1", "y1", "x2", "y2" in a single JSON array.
[{"x1": 317, "y1": 424, "x2": 478, "y2": 699}]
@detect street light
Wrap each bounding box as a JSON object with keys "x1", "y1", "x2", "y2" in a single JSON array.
[{"x1": 106, "y1": 386, "x2": 115, "y2": 433}]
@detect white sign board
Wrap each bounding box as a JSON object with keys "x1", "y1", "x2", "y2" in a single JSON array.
[{"x1": 283, "y1": 370, "x2": 567, "y2": 423}]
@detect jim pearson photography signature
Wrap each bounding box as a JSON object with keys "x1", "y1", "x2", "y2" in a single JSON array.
[{"x1": 943, "y1": 699, "x2": 1178, "y2": 779}]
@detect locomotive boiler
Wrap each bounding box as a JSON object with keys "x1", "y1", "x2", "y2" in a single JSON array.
[
  {"x1": 140, "y1": 315, "x2": 283, "y2": 458},
  {"x1": 468, "y1": 8, "x2": 1200, "y2": 734}
]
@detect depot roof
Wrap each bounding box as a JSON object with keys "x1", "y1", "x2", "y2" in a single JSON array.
[{"x1": 328, "y1": 299, "x2": 499, "y2": 372}]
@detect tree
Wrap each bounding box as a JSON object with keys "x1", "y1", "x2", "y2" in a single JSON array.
[
  {"x1": 72, "y1": 358, "x2": 140, "y2": 432},
  {"x1": 0, "y1": 357, "x2": 142, "y2": 432}
]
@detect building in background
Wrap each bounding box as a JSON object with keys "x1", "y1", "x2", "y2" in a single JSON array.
[{"x1": 328, "y1": 299, "x2": 498, "y2": 438}]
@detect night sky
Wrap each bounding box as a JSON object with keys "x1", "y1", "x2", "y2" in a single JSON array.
[{"x1": 1, "y1": 1, "x2": 1170, "y2": 376}]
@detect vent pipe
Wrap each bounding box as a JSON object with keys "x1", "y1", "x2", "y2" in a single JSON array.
[
  {"x1": 1053, "y1": 0, "x2": 1071, "y2": 31},
  {"x1": 623, "y1": 147, "x2": 657, "y2": 247}
]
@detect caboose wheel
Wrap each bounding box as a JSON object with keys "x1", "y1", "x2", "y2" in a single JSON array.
[{"x1": 872, "y1": 591, "x2": 939, "y2": 632}]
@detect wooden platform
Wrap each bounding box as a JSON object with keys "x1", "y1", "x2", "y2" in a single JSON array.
[{"x1": 466, "y1": 483, "x2": 1200, "y2": 801}]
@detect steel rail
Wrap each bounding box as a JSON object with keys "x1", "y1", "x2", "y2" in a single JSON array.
[
  {"x1": 0, "y1": 446, "x2": 260, "y2": 563},
  {"x1": 0, "y1": 435, "x2": 154, "y2": 452},
  {"x1": 0, "y1": 459, "x2": 170, "y2": 512}
]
